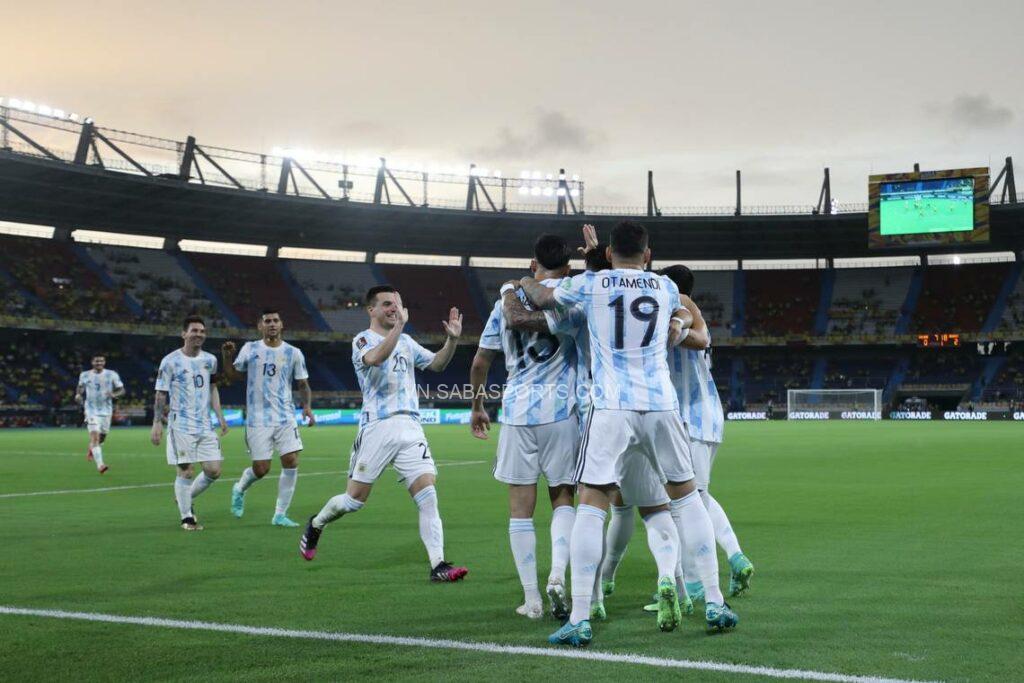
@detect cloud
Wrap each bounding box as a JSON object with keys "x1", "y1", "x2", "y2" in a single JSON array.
[
  {"x1": 929, "y1": 94, "x2": 1015, "y2": 130},
  {"x1": 475, "y1": 109, "x2": 603, "y2": 159}
]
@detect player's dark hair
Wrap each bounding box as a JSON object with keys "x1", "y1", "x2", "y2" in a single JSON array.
[
  {"x1": 658, "y1": 265, "x2": 695, "y2": 296},
  {"x1": 182, "y1": 314, "x2": 205, "y2": 331},
  {"x1": 533, "y1": 233, "x2": 571, "y2": 270},
  {"x1": 365, "y1": 285, "x2": 397, "y2": 306},
  {"x1": 91, "y1": 353, "x2": 105, "y2": 360},
  {"x1": 260, "y1": 308, "x2": 281, "y2": 319},
  {"x1": 610, "y1": 221, "x2": 649, "y2": 259},
  {"x1": 585, "y1": 242, "x2": 613, "y2": 272}
]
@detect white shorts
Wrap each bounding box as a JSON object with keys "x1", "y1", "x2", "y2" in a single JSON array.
[
  {"x1": 618, "y1": 450, "x2": 669, "y2": 508},
  {"x1": 576, "y1": 409, "x2": 693, "y2": 488},
  {"x1": 166, "y1": 428, "x2": 223, "y2": 465},
  {"x1": 691, "y1": 438, "x2": 719, "y2": 491},
  {"x1": 494, "y1": 415, "x2": 579, "y2": 486},
  {"x1": 348, "y1": 414, "x2": 437, "y2": 488},
  {"x1": 245, "y1": 425, "x2": 303, "y2": 460},
  {"x1": 85, "y1": 414, "x2": 111, "y2": 434}
]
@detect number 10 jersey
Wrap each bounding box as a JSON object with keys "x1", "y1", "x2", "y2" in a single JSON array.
[
  {"x1": 479, "y1": 279, "x2": 579, "y2": 426},
  {"x1": 552, "y1": 269, "x2": 681, "y2": 412}
]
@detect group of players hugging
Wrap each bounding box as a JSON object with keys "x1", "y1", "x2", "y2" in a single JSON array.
[{"x1": 75, "y1": 221, "x2": 753, "y2": 646}]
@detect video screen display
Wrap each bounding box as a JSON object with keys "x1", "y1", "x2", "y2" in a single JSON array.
[{"x1": 879, "y1": 178, "x2": 974, "y2": 235}]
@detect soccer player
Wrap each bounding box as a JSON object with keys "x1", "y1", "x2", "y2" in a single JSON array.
[
  {"x1": 470, "y1": 234, "x2": 580, "y2": 620},
  {"x1": 220, "y1": 309, "x2": 315, "y2": 528},
  {"x1": 519, "y1": 221, "x2": 738, "y2": 646},
  {"x1": 74, "y1": 354, "x2": 124, "y2": 474},
  {"x1": 150, "y1": 315, "x2": 229, "y2": 531},
  {"x1": 299, "y1": 287, "x2": 469, "y2": 582},
  {"x1": 661, "y1": 265, "x2": 754, "y2": 599}
]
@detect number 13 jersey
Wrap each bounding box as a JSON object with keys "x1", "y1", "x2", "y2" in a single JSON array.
[
  {"x1": 479, "y1": 279, "x2": 579, "y2": 426},
  {"x1": 552, "y1": 268, "x2": 680, "y2": 412},
  {"x1": 233, "y1": 340, "x2": 309, "y2": 427}
]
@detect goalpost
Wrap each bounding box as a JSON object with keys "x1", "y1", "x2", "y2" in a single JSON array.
[{"x1": 786, "y1": 389, "x2": 883, "y2": 419}]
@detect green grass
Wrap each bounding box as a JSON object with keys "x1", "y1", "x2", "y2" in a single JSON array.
[
  {"x1": 880, "y1": 197, "x2": 973, "y2": 234},
  {"x1": 1, "y1": 422, "x2": 1021, "y2": 681}
]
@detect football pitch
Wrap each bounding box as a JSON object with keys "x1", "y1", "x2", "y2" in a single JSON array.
[
  {"x1": 879, "y1": 197, "x2": 973, "y2": 234},
  {"x1": 1, "y1": 422, "x2": 1020, "y2": 682}
]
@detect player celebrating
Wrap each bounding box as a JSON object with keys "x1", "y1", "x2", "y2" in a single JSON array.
[
  {"x1": 520, "y1": 221, "x2": 738, "y2": 646},
  {"x1": 660, "y1": 265, "x2": 754, "y2": 599},
  {"x1": 150, "y1": 316, "x2": 229, "y2": 531},
  {"x1": 75, "y1": 353, "x2": 124, "y2": 474},
  {"x1": 221, "y1": 309, "x2": 315, "y2": 528},
  {"x1": 470, "y1": 234, "x2": 580, "y2": 620},
  {"x1": 299, "y1": 287, "x2": 469, "y2": 582}
]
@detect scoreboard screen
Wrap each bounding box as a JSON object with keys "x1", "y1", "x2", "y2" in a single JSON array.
[{"x1": 868, "y1": 167, "x2": 989, "y2": 249}]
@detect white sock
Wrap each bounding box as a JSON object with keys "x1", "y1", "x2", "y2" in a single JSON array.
[
  {"x1": 509, "y1": 518, "x2": 541, "y2": 604},
  {"x1": 548, "y1": 505, "x2": 575, "y2": 585},
  {"x1": 174, "y1": 476, "x2": 193, "y2": 519},
  {"x1": 236, "y1": 467, "x2": 260, "y2": 492},
  {"x1": 670, "y1": 490, "x2": 724, "y2": 605},
  {"x1": 92, "y1": 446, "x2": 104, "y2": 468},
  {"x1": 702, "y1": 491, "x2": 742, "y2": 558},
  {"x1": 591, "y1": 529, "x2": 608, "y2": 604},
  {"x1": 600, "y1": 504, "x2": 634, "y2": 583},
  {"x1": 642, "y1": 510, "x2": 680, "y2": 582},
  {"x1": 190, "y1": 472, "x2": 216, "y2": 499},
  {"x1": 413, "y1": 485, "x2": 445, "y2": 568},
  {"x1": 569, "y1": 504, "x2": 607, "y2": 624},
  {"x1": 275, "y1": 468, "x2": 298, "y2": 516},
  {"x1": 313, "y1": 493, "x2": 364, "y2": 528},
  {"x1": 675, "y1": 562, "x2": 686, "y2": 598}
]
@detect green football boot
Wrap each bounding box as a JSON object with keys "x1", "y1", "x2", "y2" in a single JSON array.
[
  {"x1": 727, "y1": 553, "x2": 754, "y2": 597},
  {"x1": 655, "y1": 577, "x2": 682, "y2": 632}
]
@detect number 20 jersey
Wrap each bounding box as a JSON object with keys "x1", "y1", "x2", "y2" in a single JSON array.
[
  {"x1": 352, "y1": 329, "x2": 436, "y2": 426},
  {"x1": 478, "y1": 279, "x2": 578, "y2": 426},
  {"x1": 552, "y1": 268, "x2": 681, "y2": 412},
  {"x1": 233, "y1": 340, "x2": 309, "y2": 427}
]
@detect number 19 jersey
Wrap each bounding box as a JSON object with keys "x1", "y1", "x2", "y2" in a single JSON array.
[
  {"x1": 478, "y1": 280, "x2": 578, "y2": 426},
  {"x1": 552, "y1": 268, "x2": 680, "y2": 412}
]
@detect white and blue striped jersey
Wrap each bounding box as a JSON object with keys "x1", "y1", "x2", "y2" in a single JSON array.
[
  {"x1": 233, "y1": 340, "x2": 309, "y2": 427},
  {"x1": 552, "y1": 269, "x2": 681, "y2": 412},
  {"x1": 352, "y1": 329, "x2": 435, "y2": 425},
  {"x1": 478, "y1": 280, "x2": 578, "y2": 426},
  {"x1": 544, "y1": 299, "x2": 591, "y2": 417},
  {"x1": 669, "y1": 341, "x2": 725, "y2": 444},
  {"x1": 155, "y1": 349, "x2": 218, "y2": 435},
  {"x1": 77, "y1": 369, "x2": 123, "y2": 417}
]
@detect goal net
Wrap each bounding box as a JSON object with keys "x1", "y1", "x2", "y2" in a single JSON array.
[{"x1": 786, "y1": 389, "x2": 882, "y2": 419}]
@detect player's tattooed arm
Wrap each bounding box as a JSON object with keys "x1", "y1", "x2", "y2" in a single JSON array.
[
  {"x1": 518, "y1": 277, "x2": 557, "y2": 310},
  {"x1": 210, "y1": 384, "x2": 229, "y2": 436},
  {"x1": 111, "y1": 385, "x2": 126, "y2": 399},
  {"x1": 74, "y1": 382, "x2": 84, "y2": 405},
  {"x1": 296, "y1": 378, "x2": 315, "y2": 426},
  {"x1": 502, "y1": 288, "x2": 550, "y2": 333},
  {"x1": 427, "y1": 307, "x2": 463, "y2": 372},
  {"x1": 150, "y1": 390, "x2": 168, "y2": 445},
  {"x1": 678, "y1": 294, "x2": 710, "y2": 350},
  {"x1": 219, "y1": 341, "x2": 245, "y2": 383},
  {"x1": 469, "y1": 348, "x2": 497, "y2": 439}
]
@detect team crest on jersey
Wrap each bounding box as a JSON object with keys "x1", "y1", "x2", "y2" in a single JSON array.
[{"x1": 356, "y1": 337, "x2": 367, "y2": 349}]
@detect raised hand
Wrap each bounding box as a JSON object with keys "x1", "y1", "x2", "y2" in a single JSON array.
[
  {"x1": 577, "y1": 223, "x2": 599, "y2": 255},
  {"x1": 395, "y1": 292, "x2": 410, "y2": 325},
  {"x1": 442, "y1": 307, "x2": 463, "y2": 339},
  {"x1": 221, "y1": 341, "x2": 236, "y2": 356}
]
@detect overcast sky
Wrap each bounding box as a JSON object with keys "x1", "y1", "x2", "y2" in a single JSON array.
[{"x1": 3, "y1": 1, "x2": 1022, "y2": 209}]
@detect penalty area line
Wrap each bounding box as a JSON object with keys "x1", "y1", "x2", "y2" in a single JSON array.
[
  {"x1": 0, "y1": 605, "x2": 936, "y2": 683},
  {"x1": 0, "y1": 461, "x2": 488, "y2": 499}
]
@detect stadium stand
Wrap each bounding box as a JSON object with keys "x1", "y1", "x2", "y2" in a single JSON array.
[
  {"x1": 690, "y1": 270, "x2": 735, "y2": 340},
  {"x1": 0, "y1": 235, "x2": 138, "y2": 322},
  {"x1": 744, "y1": 269, "x2": 823, "y2": 337},
  {"x1": 827, "y1": 267, "x2": 912, "y2": 336},
  {"x1": 86, "y1": 245, "x2": 229, "y2": 327},
  {"x1": 284, "y1": 259, "x2": 379, "y2": 333},
  {"x1": 377, "y1": 264, "x2": 485, "y2": 335},
  {"x1": 187, "y1": 253, "x2": 320, "y2": 331},
  {"x1": 911, "y1": 263, "x2": 1012, "y2": 333}
]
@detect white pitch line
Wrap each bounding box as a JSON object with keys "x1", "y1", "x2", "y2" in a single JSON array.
[
  {"x1": 0, "y1": 461, "x2": 488, "y2": 500},
  {"x1": 0, "y1": 605, "x2": 937, "y2": 683}
]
